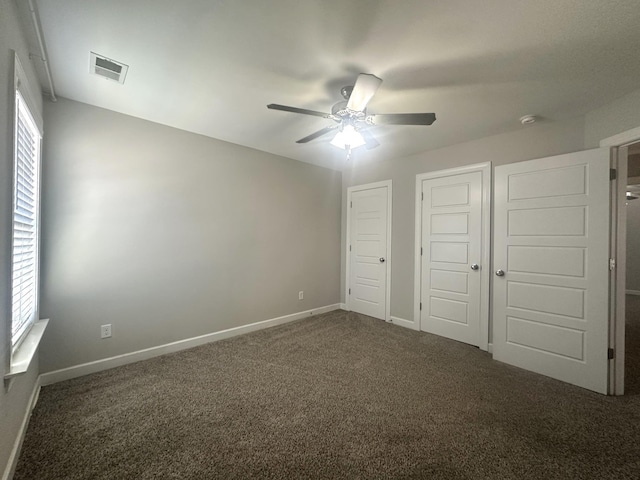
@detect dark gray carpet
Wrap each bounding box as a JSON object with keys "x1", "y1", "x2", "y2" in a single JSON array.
[
  {"x1": 15, "y1": 310, "x2": 640, "y2": 479},
  {"x1": 625, "y1": 294, "x2": 640, "y2": 395}
]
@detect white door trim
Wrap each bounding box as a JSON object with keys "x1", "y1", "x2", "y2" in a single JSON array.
[
  {"x1": 610, "y1": 147, "x2": 627, "y2": 395},
  {"x1": 600, "y1": 126, "x2": 640, "y2": 148},
  {"x1": 414, "y1": 163, "x2": 491, "y2": 350},
  {"x1": 346, "y1": 180, "x2": 392, "y2": 321}
]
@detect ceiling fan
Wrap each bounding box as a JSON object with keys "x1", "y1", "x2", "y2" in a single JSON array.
[{"x1": 267, "y1": 73, "x2": 436, "y2": 158}]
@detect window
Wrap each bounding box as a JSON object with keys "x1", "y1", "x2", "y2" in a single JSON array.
[{"x1": 11, "y1": 71, "x2": 42, "y2": 349}]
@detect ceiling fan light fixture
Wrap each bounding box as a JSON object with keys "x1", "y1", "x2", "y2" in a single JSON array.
[{"x1": 330, "y1": 125, "x2": 365, "y2": 150}]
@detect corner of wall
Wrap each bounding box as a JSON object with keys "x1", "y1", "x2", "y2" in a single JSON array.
[{"x1": 584, "y1": 88, "x2": 640, "y2": 148}]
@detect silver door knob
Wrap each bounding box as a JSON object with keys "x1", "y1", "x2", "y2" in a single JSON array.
[
  {"x1": 470, "y1": 264, "x2": 479, "y2": 271},
  {"x1": 495, "y1": 269, "x2": 505, "y2": 276},
  {"x1": 379, "y1": 257, "x2": 385, "y2": 263}
]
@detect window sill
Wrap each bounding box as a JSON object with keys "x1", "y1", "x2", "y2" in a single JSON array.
[{"x1": 5, "y1": 318, "x2": 49, "y2": 381}]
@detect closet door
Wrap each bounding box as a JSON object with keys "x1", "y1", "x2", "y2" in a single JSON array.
[
  {"x1": 415, "y1": 163, "x2": 490, "y2": 349},
  {"x1": 493, "y1": 148, "x2": 611, "y2": 394},
  {"x1": 420, "y1": 171, "x2": 483, "y2": 346},
  {"x1": 348, "y1": 182, "x2": 391, "y2": 320}
]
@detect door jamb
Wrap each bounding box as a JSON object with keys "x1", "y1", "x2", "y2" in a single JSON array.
[
  {"x1": 345, "y1": 180, "x2": 392, "y2": 321},
  {"x1": 608, "y1": 147, "x2": 627, "y2": 396},
  {"x1": 414, "y1": 162, "x2": 491, "y2": 351},
  {"x1": 601, "y1": 128, "x2": 640, "y2": 395}
]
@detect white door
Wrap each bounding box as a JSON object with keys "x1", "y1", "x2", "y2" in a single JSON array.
[
  {"x1": 493, "y1": 148, "x2": 611, "y2": 394},
  {"x1": 348, "y1": 184, "x2": 390, "y2": 320},
  {"x1": 420, "y1": 171, "x2": 484, "y2": 346}
]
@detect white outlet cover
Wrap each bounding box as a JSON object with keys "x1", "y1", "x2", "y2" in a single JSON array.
[{"x1": 101, "y1": 324, "x2": 112, "y2": 338}]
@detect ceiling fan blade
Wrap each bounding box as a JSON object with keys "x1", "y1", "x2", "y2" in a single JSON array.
[
  {"x1": 296, "y1": 125, "x2": 338, "y2": 143},
  {"x1": 359, "y1": 129, "x2": 380, "y2": 150},
  {"x1": 346, "y1": 74, "x2": 383, "y2": 112},
  {"x1": 267, "y1": 104, "x2": 331, "y2": 118},
  {"x1": 368, "y1": 113, "x2": 436, "y2": 126}
]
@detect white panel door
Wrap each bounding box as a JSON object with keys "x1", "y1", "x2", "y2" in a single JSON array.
[
  {"x1": 420, "y1": 172, "x2": 483, "y2": 345},
  {"x1": 493, "y1": 148, "x2": 611, "y2": 394},
  {"x1": 349, "y1": 186, "x2": 388, "y2": 320}
]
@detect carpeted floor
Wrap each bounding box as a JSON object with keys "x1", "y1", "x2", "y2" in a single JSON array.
[
  {"x1": 625, "y1": 294, "x2": 640, "y2": 395},
  {"x1": 15, "y1": 309, "x2": 640, "y2": 479}
]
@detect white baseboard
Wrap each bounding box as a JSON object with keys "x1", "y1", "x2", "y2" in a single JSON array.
[
  {"x1": 488, "y1": 343, "x2": 494, "y2": 354},
  {"x1": 389, "y1": 316, "x2": 419, "y2": 331},
  {"x1": 40, "y1": 304, "x2": 341, "y2": 386},
  {"x1": 626, "y1": 290, "x2": 640, "y2": 296},
  {"x1": 3, "y1": 377, "x2": 41, "y2": 480},
  {"x1": 340, "y1": 303, "x2": 348, "y2": 310}
]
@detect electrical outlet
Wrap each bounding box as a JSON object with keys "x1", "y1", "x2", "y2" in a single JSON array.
[
  {"x1": 100, "y1": 324, "x2": 112, "y2": 339},
  {"x1": 298, "y1": 291, "x2": 304, "y2": 300}
]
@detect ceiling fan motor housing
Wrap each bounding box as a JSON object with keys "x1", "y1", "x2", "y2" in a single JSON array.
[{"x1": 340, "y1": 85, "x2": 354, "y2": 100}]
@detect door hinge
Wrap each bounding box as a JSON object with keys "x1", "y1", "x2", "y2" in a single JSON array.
[
  {"x1": 420, "y1": 302, "x2": 422, "y2": 311},
  {"x1": 349, "y1": 244, "x2": 352, "y2": 252},
  {"x1": 350, "y1": 201, "x2": 353, "y2": 208},
  {"x1": 610, "y1": 258, "x2": 616, "y2": 271},
  {"x1": 610, "y1": 168, "x2": 617, "y2": 181},
  {"x1": 349, "y1": 288, "x2": 351, "y2": 295},
  {"x1": 608, "y1": 348, "x2": 615, "y2": 360},
  {"x1": 421, "y1": 192, "x2": 424, "y2": 201},
  {"x1": 421, "y1": 247, "x2": 423, "y2": 256}
]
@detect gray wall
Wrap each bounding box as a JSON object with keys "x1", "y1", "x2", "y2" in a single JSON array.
[
  {"x1": 0, "y1": 0, "x2": 44, "y2": 476},
  {"x1": 627, "y1": 199, "x2": 640, "y2": 292},
  {"x1": 341, "y1": 117, "x2": 586, "y2": 322},
  {"x1": 585, "y1": 87, "x2": 640, "y2": 148},
  {"x1": 39, "y1": 98, "x2": 342, "y2": 372}
]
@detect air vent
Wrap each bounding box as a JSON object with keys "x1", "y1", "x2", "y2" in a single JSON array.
[{"x1": 90, "y1": 52, "x2": 128, "y2": 84}]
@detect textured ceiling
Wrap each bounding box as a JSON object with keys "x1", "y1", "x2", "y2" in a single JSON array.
[{"x1": 17, "y1": 0, "x2": 640, "y2": 170}]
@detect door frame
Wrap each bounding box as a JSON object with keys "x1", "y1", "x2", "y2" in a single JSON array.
[
  {"x1": 345, "y1": 180, "x2": 392, "y2": 321},
  {"x1": 601, "y1": 127, "x2": 640, "y2": 395},
  {"x1": 413, "y1": 163, "x2": 491, "y2": 351}
]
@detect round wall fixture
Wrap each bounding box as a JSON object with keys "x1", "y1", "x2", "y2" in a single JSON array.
[{"x1": 520, "y1": 115, "x2": 537, "y2": 125}]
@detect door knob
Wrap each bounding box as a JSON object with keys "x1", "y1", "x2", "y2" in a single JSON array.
[
  {"x1": 470, "y1": 264, "x2": 479, "y2": 271},
  {"x1": 379, "y1": 257, "x2": 386, "y2": 263},
  {"x1": 495, "y1": 269, "x2": 505, "y2": 276}
]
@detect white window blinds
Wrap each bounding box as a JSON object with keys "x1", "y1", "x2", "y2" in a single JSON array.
[{"x1": 11, "y1": 90, "x2": 41, "y2": 346}]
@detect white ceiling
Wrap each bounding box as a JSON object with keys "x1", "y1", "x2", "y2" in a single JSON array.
[{"x1": 17, "y1": 0, "x2": 640, "y2": 171}]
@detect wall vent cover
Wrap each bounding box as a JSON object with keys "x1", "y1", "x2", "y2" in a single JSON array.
[{"x1": 90, "y1": 52, "x2": 128, "y2": 84}]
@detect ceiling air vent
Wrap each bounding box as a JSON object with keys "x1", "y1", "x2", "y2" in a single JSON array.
[{"x1": 90, "y1": 52, "x2": 128, "y2": 84}]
